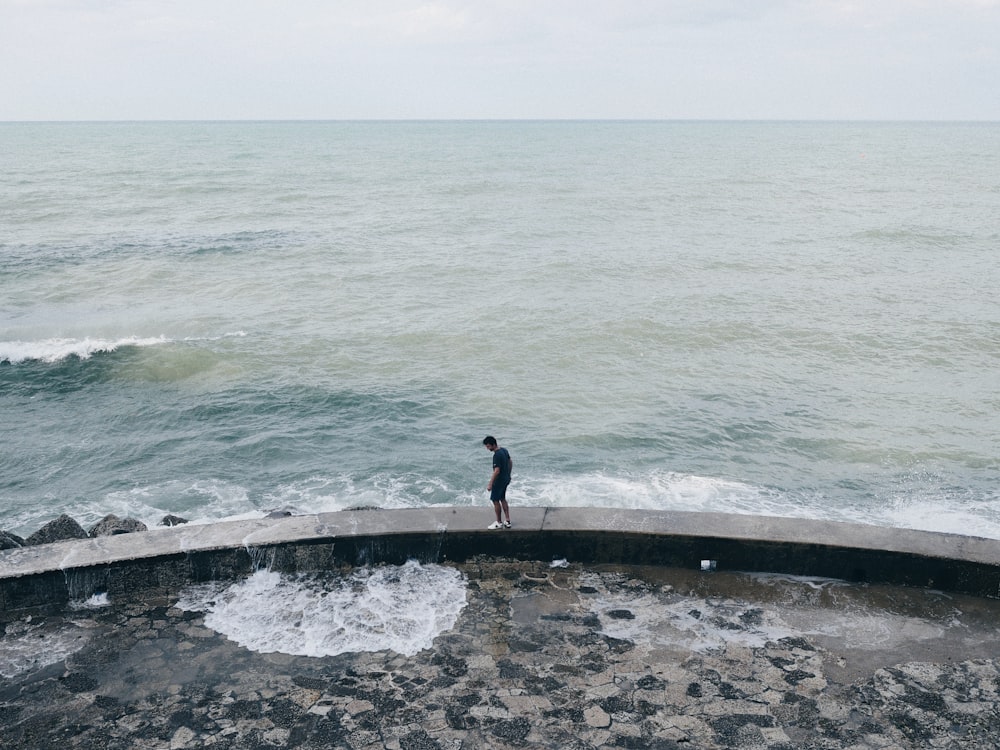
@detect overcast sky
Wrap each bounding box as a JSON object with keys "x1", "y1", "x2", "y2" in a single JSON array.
[{"x1": 1, "y1": 0, "x2": 998, "y2": 121}]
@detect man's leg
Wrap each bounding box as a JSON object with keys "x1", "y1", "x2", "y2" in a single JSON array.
[
  {"x1": 500, "y1": 499, "x2": 510, "y2": 524},
  {"x1": 492, "y1": 500, "x2": 503, "y2": 524}
]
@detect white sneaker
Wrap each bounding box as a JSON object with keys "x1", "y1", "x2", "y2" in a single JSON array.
[
  {"x1": 503, "y1": 521, "x2": 511, "y2": 528},
  {"x1": 487, "y1": 521, "x2": 503, "y2": 530}
]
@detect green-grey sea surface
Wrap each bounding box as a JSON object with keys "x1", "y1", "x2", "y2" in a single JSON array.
[{"x1": 1, "y1": 121, "x2": 998, "y2": 538}]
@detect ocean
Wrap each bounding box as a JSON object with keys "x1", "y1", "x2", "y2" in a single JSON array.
[{"x1": 2, "y1": 120, "x2": 998, "y2": 540}]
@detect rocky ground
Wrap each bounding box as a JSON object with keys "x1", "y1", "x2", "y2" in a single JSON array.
[{"x1": 3, "y1": 558, "x2": 1000, "y2": 749}]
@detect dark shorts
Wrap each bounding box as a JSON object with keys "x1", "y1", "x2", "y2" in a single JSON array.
[{"x1": 490, "y1": 481, "x2": 510, "y2": 502}]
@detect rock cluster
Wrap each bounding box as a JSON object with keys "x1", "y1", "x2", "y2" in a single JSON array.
[
  {"x1": 3, "y1": 559, "x2": 1000, "y2": 749},
  {"x1": 0, "y1": 513, "x2": 188, "y2": 549},
  {"x1": 0, "y1": 530, "x2": 25, "y2": 550}
]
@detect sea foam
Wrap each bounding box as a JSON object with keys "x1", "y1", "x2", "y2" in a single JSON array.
[
  {"x1": 176, "y1": 561, "x2": 467, "y2": 657},
  {"x1": 0, "y1": 336, "x2": 168, "y2": 364},
  {"x1": 0, "y1": 620, "x2": 92, "y2": 679}
]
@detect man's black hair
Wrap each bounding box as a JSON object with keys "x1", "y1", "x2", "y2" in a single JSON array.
[{"x1": 483, "y1": 435, "x2": 497, "y2": 447}]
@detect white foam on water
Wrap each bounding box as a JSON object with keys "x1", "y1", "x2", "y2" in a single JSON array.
[
  {"x1": 69, "y1": 592, "x2": 111, "y2": 610},
  {"x1": 871, "y1": 495, "x2": 1000, "y2": 539},
  {"x1": 0, "y1": 620, "x2": 91, "y2": 679},
  {"x1": 29, "y1": 465, "x2": 999, "y2": 545},
  {"x1": 262, "y1": 472, "x2": 481, "y2": 517},
  {"x1": 0, "y1": 335, "x2": 169, "y2": 363},
  {"x1": 787, "y1": 609, "x2": 949, "y2": 651},
  {"x1": 175, "y1": 561, "x2": 467, "y2": 657},
  {"x1": 524, "y1": 470, "x2": 1000, "y2": 540},
  {"x1": 746, "y1": 573, "x2": 957, "y2": 651},
  {"x1": 41, "y1": 479, "x2": 255, "y2": 534},
  {"x1": 746, "y1": 571, "x2": 854, "y2": 591},
  {"x1": 582, "y1": 574, "x2": 798, "y2": 653},
  {"x1": 523, "y1": 470, "x2": 793, "y2": 516}
]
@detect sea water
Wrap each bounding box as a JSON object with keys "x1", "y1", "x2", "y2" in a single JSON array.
[
  {"x1": 175, "y1": 560, "x2": 467, "y2": 657},
  {"x1": 1, "y1": 121, "x2": 998, "y2": 539}
]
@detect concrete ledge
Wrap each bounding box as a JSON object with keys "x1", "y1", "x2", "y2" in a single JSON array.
[{"x1": 2, "y1": 507, "x2": 999, "y2": 612}]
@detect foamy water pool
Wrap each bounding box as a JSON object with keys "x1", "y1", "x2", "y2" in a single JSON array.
[{"x1": 175, "y1": 560, "x2": 468, "y2": 657}]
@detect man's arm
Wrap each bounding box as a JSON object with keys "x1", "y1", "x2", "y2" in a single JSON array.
[{"x1": 488, "y1": 466, "x2": 500, "y2": 490}]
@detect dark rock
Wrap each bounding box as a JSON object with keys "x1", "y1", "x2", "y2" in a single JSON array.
[
  {"x1": 265, "y1": 510, "x2": 293, "y2": 518},
  {"x1": 509, "y1": 638, "x2": 543, "y2": 653},
  {"x1": 607, "y1": 609, "x2": 636, "y2": 620},
  {"x1": 291, "y1": 675, "x2": 328, "y2": 690},
  {"x1": 159, "y1": 515, "x2": 189, "y2": 527},
  {"x1": 226, "y1": 700, "x2": 261, "y2": 719},
  {"x1": 168, "y1": 708, "x2": 195, "y2": 729},
  {"x1": 497, "y1": 659, "x2": 529, "y2": 679},
  {"x1": 859, "y1": 719, "x2": 884, "y2": 734},
  {"x1": 490, "y1": 717, "x2": 531, "y2": 743},
  {"x1": 525, "y1": 675, "x2": 564, "y2": 694},
  {"x1": 553, "y1": 663, "x2": 584, "y2": 677},
  {"x1": 636, "y1": 698, "x2": 661, "y2": 715},
  {"x1": 579, "y1": 655, "x2": 608, "y2": 673},
  {"x1": 709, "y1": 714, "x2": 775, "y2": 745},
  {"x1": 88, "y1": 515, "x2": 148, "y2": 537},
  {"x1": 603, "y1": 635, "x2": 635, "y2": 653},
  {"x1": 517, "y1": 577, "x2": 546, "y2": 589},
  {"x1": 600, "y1": 693, "x2": 633, "y2": 713},
  {"x1": 636, "y1": 675, "x2": 666, "y2": 690},
  {"x1": 364, "y1": 688, "x2": 406, "y2": 715},
  {"x1": 93, "y1": 695, "x2": 126, "y2": 721},
  {"x1": 888, "y1": 710, "x2": 934, "y2": 742},
  {"x1": 544, "y1": 706, "x2": 585, "y2": 722},
  {"x1": 542, "y1": 676, "x2": 565, "y2": 692},
  {"x1": 783, "y1": 669, "x2": 815, "y2": 685},
  {"x1": 794, "y1": 697, "x2": 821, "y2": 725},
  {"x1": 60, "y1": 672, "x2": 98, "y2": 693},
  {"x1": 431, "y1": 653, "x2": 468, "y2": 678},
  {"x1": 0, "y1": 530, "x2": 25, "y2": 549},
  {"x1": 778, "y1": 636, "x2": 816, "y2": 651},
  {"x1": 400, "y1": 729, "x2": 442, "y2": 750},
  {"x1": 900, "y1": 686, "x2": 947, "y2": 713},
  {"x1": 769, "y1": 656, "x2": 796, "y2": 670},
  {"x1": 445, "y1": 704, "x2": 477, "y2": 730},
  {"x1": 540, "y1": 613, "x2": 574, "y2": 622},
  {"x1": 719, "y1": 682, "x2": 743, "y2": 700},
  {"x1": 26, "y1": 514, "x2": 88, "y2": 545},
  {"x1": 310, "y1": 716, "x2": 347, "y2": 744},
  {"x1": 612, "y1": 736, "x2": 683, "y2": 749},
  {"x1": 819, "y1": 716, "x2": 843, "y2": 739},
  {"x1": 267, "y1": 698, "x2": 303, "y2": 728}
]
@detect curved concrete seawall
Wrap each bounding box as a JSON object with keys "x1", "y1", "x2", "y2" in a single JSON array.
[{"x1": 2, "y1": 506, "x2": 999, "y2": 613}]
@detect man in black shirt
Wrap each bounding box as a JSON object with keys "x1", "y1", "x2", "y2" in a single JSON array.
[{"x1": 483, "y1": 435, "x2": 512, "y2": 529}]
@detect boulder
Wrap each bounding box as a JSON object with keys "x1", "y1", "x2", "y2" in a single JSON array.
[
  {"x1": 25, "y1": 514, "x2": 89, "y2": 545},
  {"x1": 159, "y1": 514, "x2": 190, "y2": 527},
  {"x1": 88, "y1": 514, "x2": 148, "y2": 537},
  {"x1": 0, "y1": 530, "x2": 25, "y2": 550}
]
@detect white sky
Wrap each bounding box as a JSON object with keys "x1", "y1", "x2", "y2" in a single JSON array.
[{"x1": 1, "y1": 0, "x2": 998, "y2": 121}]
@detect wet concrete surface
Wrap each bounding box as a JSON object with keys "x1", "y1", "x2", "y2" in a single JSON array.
[{"x1": 3, "y1": 558, "x2": 1000, "y2": 749}]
